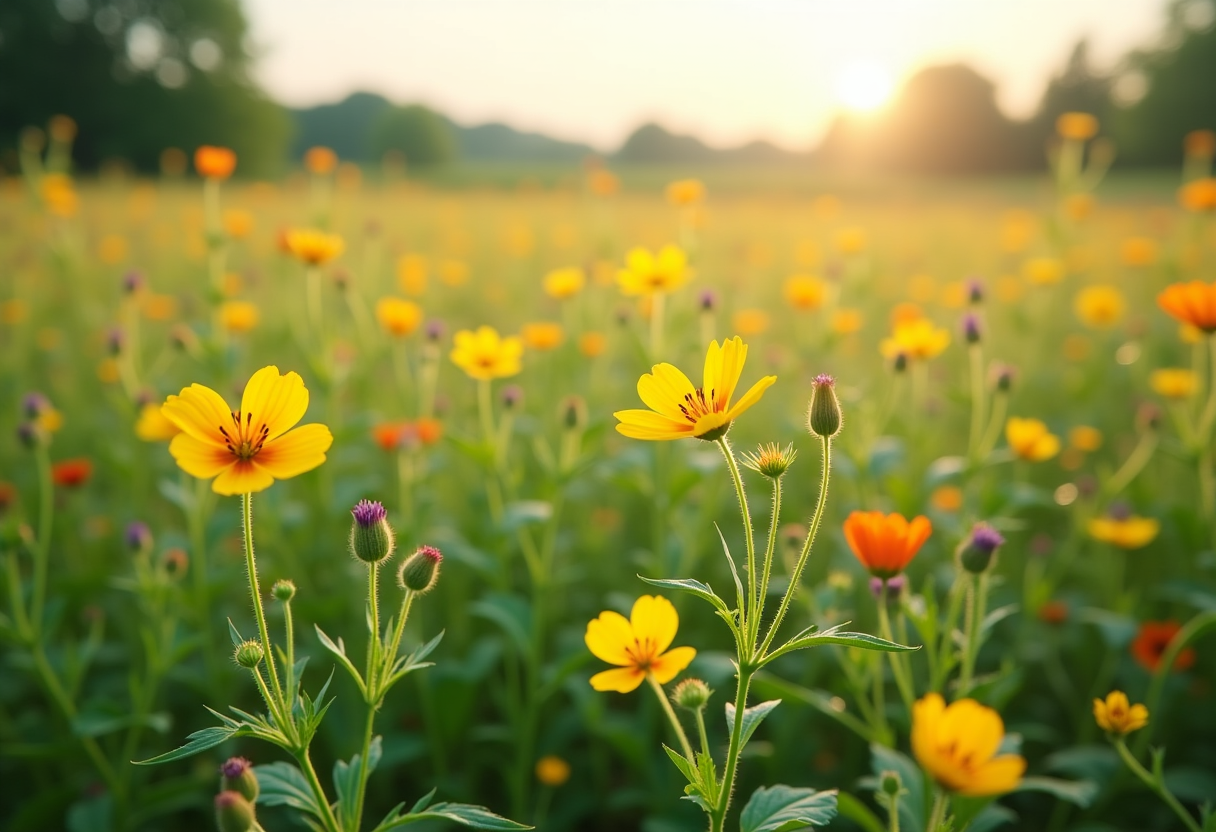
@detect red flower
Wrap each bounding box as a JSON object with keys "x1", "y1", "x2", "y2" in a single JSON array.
[
  {"x1": 372, "y1": 421, "x2": 409, "y2": 451},
  {"x1": 1131, "y1": 621, "x2": 1196, "y2": 673},
  {"x1": 415, "y1": 417, "x2": 443, "y2": 446},
  {"x1": 51, "y1": 458, "x2": 92, "y2": 488},
  {"x1": 0, "y1": 481, "x2": 15, "y2": 513},
  {"x1": 1038, "y1": 600, "x2": 1069, "y2": 625}
]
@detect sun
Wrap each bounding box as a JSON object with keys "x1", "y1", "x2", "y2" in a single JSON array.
[{"x1": 835, "y1": 62, "x2": 895, "y2": 113}]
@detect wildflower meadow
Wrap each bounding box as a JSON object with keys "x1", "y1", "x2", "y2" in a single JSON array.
[{"x1": 3, "y1": 116, "x2": 1216, "y2": 832}]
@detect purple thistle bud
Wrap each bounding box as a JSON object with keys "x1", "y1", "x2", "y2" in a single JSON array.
[
  {"x1": 122, "y1": 271, "x2": 144, "y2": 294},
  {"x1": 16, "y1": 422, "x2": 40, "y2": 448},
  {"x1": 125, "y1": 521, "x2": 152, "y2": 551},
  {"x1": 969, "y1": 523, "x2": 1005, "y2": 554},
  {"x1": 220, "y1": 757, "x2": 252, "y2": 779},
  {"x1": 965, "y1": 277, "x2": 984, "y2": 304},
  {"x1": 425, "y1": 319, "x2": 446, "y2": 342},
  {"x1": 961, "y1": 313, "x2": 981, "y2": 344},
  {"x1": 502, "y1": 384, "x2": 524, "y2": 410},
  {"x1": 869, "y1": 574, "x2": 906, "y2": 601},
  {"x1": 399, "y1": 545, "x2": 443, "y2": 593},
  {"x1": 991, "y1": 363, "x2": 1016, "y2": 392},
  {"x1": 351, "y1": 499, "x2": 388, "y2": 527},
  {"x1": 1108, "y1": 502, "x2": 1132, "y2": 521},
  {"x1": 698, "y1": 289, "x2": 718, "y2": 312},
  {"x1": 22, "y1": 392, "x2": 50, "y2": 418},
  {"x1": 959, "y1": 522, "x2": 1004, "y2": 573},
  {"x1": 107, "y1": 327, "x2": 125, "y2": 356}
]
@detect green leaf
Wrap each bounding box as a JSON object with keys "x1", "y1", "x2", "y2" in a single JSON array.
[
  {"x1": 1015, "y1": 776, "x2": 1098, "y2": 807},
  {"x1": 638, "y1": 575, "x2": 729, "y2": 615},
  {"x1": 381, "y1": 802, "x2": 533, "y2": 830},
  {"x1": 255, "y1": 762, "x2": 324, "y2": 819},
  {"x1": 739, "y1": 785, "x2": 838, "y2": 832},
  {"x1": 724, "y1": 699, "x2": 781, "y2": 750},
  {"x1": 662, "y1": 744, "x2": 697, "y2": 785},
  {"x1": 835, "y1": 792, "x2": 885, "y2": 832},
  {"x1": 334, "y1": 736, "x2": 383, "y2": 829},
  {"x1": 715, "y1": 523, "x2": 747, "y2": 615},
  {"x1": 471, "y1": 593, "x2": 532, "y2": 657},
  {"x1": 764, "y1": 622, "x2": 917, "y2": 665},
  {"x1": 133, "y1": 724, "x2": 241, "y2": 766},
  {"x1": 867, "y1": 743, "x2": 925, "y2": 832}
]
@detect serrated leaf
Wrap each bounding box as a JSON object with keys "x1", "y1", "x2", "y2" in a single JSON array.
[
  {"x1": 725, "y1": 699, "x2": 781, "y2": 750},
  {"x1": 255, "y1": 762, "x2": 324, "y2": 818},
  {"x1": 739, "y1": 785, "x2": 838, "y2": 832},
  {"x1": 663, "y1": 743, "x2": 697, "y2": 785},
  {"x1": 133, "y1": 725, "x2": 240, "y2": 765},
  {"x1": 1015, "y1": 776, "x2": 1097, "y2": 807},
  {"x1": 638, "y1": 576, "x2": 729, "y2": 615}
]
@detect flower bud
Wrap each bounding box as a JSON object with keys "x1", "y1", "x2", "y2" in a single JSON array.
[
  {"x1": 349, "y1": 499, "x2": 395, "y2": 564},
  {"x1": 1136, "y1": 402, "x2": 1162, "y2": 433},
  {"x1": 501, "y1": 385, "x2": 524, "y2": 411},
  {"x1": 17, "y1": 422, "x2": 42, "y2": 449},
  {"x1": 107, "y1": 328, "x2": 125, "y2": 356},
  {"x1": 880, "y1": 770, "x2": 903, "y2": 797},
  {"x1": 742, "y1": 442, "x2": 797, "y2": 478},
  {"x1": 398, "y1": 545, "x2": 442, "y2": 593},
  {"x1": 869, "y1": 574, "x2": 906, "y2": 603},
  {"x1": 965, "y1": 278, "x2": 984, "y2": 305},
  {"x1": 991, "y1": 363, "x2": 1016, "y2": 392},
  {"x1": 961, "y1": 313, "x2": 981, "y2": 345},
  {"x1": 123, "y1": 271, "x2": 144, "y2": 294},
  {"x1": 958, "y1": 523, "x2": 1004, "y2": 574},
  {"x1": 234, "y1": 639, "x2": 264, "y2": 669},
  {"x1": 220, "y1": 757, "x2": 260, "y2": 803},
  {"x1": 125, "y1": 521, "x2": 152, "y2": 552},
  {"x1": 698, "y1": 289, "x2": 718, "y2": 312},
  {"x1": 425, "y1": 319, "x2": 446, "y2": 343},
  {"x1": 170, "y1": 324, "x2": 200, "y2": 354},
  {"x1": 215, "y1": 791, "x2": 256, "y2": 832},
  {"x1": 272, "y1": 579, "x2": 296, "y2": 602},
  {"x1": 22, "y1": 392, "x2": 50, "y2": 419},
  {"x1": 161, "y1": 547, "x2": 189, "y2": 579},
  {"x1": 891, "y1": 352, "x2": 908, "y2": 374},
  {"x1": 561, "y1": 395, "x2": 587, "y2": 430},
  {"x1": 671, "y1": 678, "x2": 712, "y2": 711},
  {"x1": 807, "y1": 374, "x2": 842, "y2": 438}
]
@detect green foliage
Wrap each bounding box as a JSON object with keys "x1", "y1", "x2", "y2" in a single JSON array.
[{"x1": 369, "y1": 104, "x2": 456, "y2": 168}]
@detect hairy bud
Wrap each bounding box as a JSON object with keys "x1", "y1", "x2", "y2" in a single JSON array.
[
  {"x1": 671, "y1": 678, "x2": 712, "y2": 712},
  {"x1": 398, "y1": 545, "x2": 442, "y2": 593},
  {"x1": 220, "y1": 757, "x2": 259, "y2": 803},
  {"x1": 234, "y1": 640, "x2": 264, "y2": 669},
  {"x1": 807, "y1": 374, "x2": 843, "y2": 438},
  {"x1": 215, "y1": 791, "x2": 256, "y2": 832},
  {"x1": 349, "y1": 500, "x2": 395, "y2": 564}
]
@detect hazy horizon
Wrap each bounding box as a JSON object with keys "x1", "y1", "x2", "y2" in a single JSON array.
[{"x1": 245, "y1": 0, "x2": 1170, "y2": 152}]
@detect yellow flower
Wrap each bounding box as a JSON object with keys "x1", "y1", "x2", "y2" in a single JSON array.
[
  {"x1": 1120, "y1": 237, "x2": 1158, "y2": 267},
  {"x1": 98, "y1": 234, "x2": 128, "y2": 265},
  {"x1": 450, "y1": 326, "x2": 523, "y2": 380},
  {"x1": 1006, "y1": 417, "x2": 1060, "y2": 462},
  {"x1": 666, "y1": 178, "x2": 706, "y2": 207},
  {"x1": 1057, "y1": 112, "x2": 1099, "y2": 141},
  {"x1": 397, "y1": 254, "x2": 428, "y2": 296},
  {"x1": 136, "y1": 402, "x2": 181, "y2": 441},
  {"x1": 2, "y1": 298, "x2": 29, "y2": 324},
  {"x1": 585, "y1": 595, "x2": 696, "y2": 693},
  {"x1": 912, "y1": 693, "x2": 1026, "y2": 797},
  {"x1": 1150, "y1": 368, "x2": 1198, "y2": 400},
  {"x1": 286, "y1": 229, "x2": 344, "y2": 266},
  {"x1": 41, "y1": 173, "x2": 79, "y2": 218},
  {"x1": 784, "y1": 275, "x2": 827, "y2": 311},
  {"x1": 880, "y1": 319, "x2": 950, "y2": 361},
  {"x1": 614, "y1": 336, "x2": 775, "y2": 441},
  {"x1": 579, "y1": 331, "x2": 607, "y2": 358},
  {"x1": 732, "y1": 309, "x2": 770, "y2": 337},
  {"x1": 1074, "y1": 285, "x2": 1125, "y2": 329},
  {"x1": 161, "y1": 366, "x2": 333, "y2": 496},
  {"x1": 835, "y1": 227, "x2": 866, "y2": 255},
  {"x1": 1068, "y1": 425, "x2": 1103, "y2": 452},
  {"x1": 220, "y1": 301, "x2": 259, "y2": 333},
  {"x1": 1093, "y1": 691, "x2": 1149, "y2": 735},
  {"x1": 376, "y1": 297, "x2": 423, "y2": 337},
  {"x1": 832, "y1": 308, "x2": 863, "y2": 334},
  {"x1": 1088, "y1": 515, "x2": 1160, "y2": 549},
  {"x1": 535, "y1": 755, "x2": 571, "y2": 787},
  {"x1": 544, "y1": 267, "x2": 585, "y2": 300},
  {"x1": 521, "y1": 322, "x2": 564, "y2": 351},
  {"x1": 1064, "y1": 194, "x2": 1095, "y2": 223},
  {"x1": 223, "y1": 209, "x2": 254, "y2": 239},
  {"x1": 1023, "y1": 257, "x2": 1065, "y2": 285},
  {"x1": 617, "y1": 245, "x2": 690, "y2": 296}
]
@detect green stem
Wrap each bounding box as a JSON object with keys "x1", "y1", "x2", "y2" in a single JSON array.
[
  {"x1": 1114, "y1": 739, "x2": 1202, "y2": 832},
  {"x1": 296, "y1": 747, "x2": 342, "y2": 832},
  {"x1": 283, "y1": 599, "x2": 296, "y2": 696},
  {"x1": 31, "y1": 443, "x2": 53, "y2": 632},
  {"x1": 241, "y1": 494, "x2": 285, "y2": 714},
  {"x1": 926, "y1": 790, "x2": 948, "y2": 832},
  {"x1": 717, "y1": 436, "x2": 757, "y2": 648},
  {"x1": 755, "y1": 477, "x2": 782, "y2": 649},
  {"x1": 1102, "y1": 431, "x2": 1159, "y2": 501},
  {"x1": 760, "y1": 436, "x2": 832, "y2": 658},
  {"x1": 958, "y1": 573, "x2": 982, "y2": 695},
  {"x1": 650, "y1": 290, "x2": 666, "y2": 359},
  {"x1": 1135, "y1": 609, "x2": 1216, "y2": 755},
  {"x1": 967, "y1": 343, "x2": 985, "y2": 462},
  {"x1": 710, "y1": 669, "x2": 753, "y2": 831},
  {"x1": 1199, "y1": 335, "x2": 1216, "y2": 438},
  {"x1": 877, "y1": 588, "x2": 914, "y2": 713},
  {"x1": 695, "y1": 708, "x2": 710, "y2": 758},
  {"x1": 647, "y1": 673, "x2": 694, "y2": 763},
  {"x1": 365, "y1": 562, "x2": 381, "y2": 696},
  {"x1": 978, "y1": 391, "x2": 1008, "y2": 461}
]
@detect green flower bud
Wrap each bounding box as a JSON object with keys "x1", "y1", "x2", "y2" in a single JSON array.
[
  {"x1": 234, "y1": 639, "x2": 264, "y2": 669},
  {"x1": 215, "y1": 790, "x2": 256, "y2": 832},
  {"x1": 958, "y1": 523, "x2": 1005, "y2": 574},
  {"x1": 350, "y1": 500, "x2": 395, "y2": 564},
  {"x1": 398, "y1": 545, "x2": 442, "y2": 593},
  {"x1": 807, "y1": 374, "x2": 843, "y2": 438},
  {"x1": 220, "y1": 757, "x2": 259, "y2": 803},
  {"x1": 671, "y1": 678, "x2": 712, "y2": 712},
  {"x1": 741, "y1": 442, "x2": 797, "y2": 479},
  {"x1": 272, "y1": 579, "x2": 296, "y2": 602},
  {"x1": 561, "y1": 395, "x2": 587, "y2": 430},
  {"x1": 880, "y1": 769, "x2": 903, "y2": 797}
]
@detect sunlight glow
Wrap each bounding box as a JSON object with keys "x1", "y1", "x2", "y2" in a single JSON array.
[{"x1": 834, "y1": 62, "x2": 895, "y2": 112}]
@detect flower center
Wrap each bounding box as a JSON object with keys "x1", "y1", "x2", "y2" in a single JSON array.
[
  {"x1": 219, "y1": 411, "x2": 270, "y2": 461},
  {"x1": 678, "y1": 387, "x2": 717, "y2": 424}
]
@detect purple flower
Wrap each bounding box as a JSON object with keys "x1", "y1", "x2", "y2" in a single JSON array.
[
  {"x1": 961, "y1": 313, "x2": 981, "y2": 344},
  {"x1": 22, "y1": 392, "x2": 50, "y2": 418},
  {"x1": 125, "y1": 521, "x2": 152, "y2": 551},
  {"x1": 965, "y1": 277, "x2": 984, "y2": 304},
  {"x1": 123, "y1": 271, "x2": 144, "y2": 294},
  {"x1": 220, "y1": 757, "x2": 252, "y2": 779},
  {"x1": 698, "y1": 289, "x2": 718, "y2": 312},
  {"x1": 351, "y1": 499, "x2": 388, "y2": 528},
  {"x1": 869, "y1": 574, "x2": 906, "y2": 599},
  {"x1": 969, "y1": 523, "x2": 1004, "y2": 554},
  {"x1": 501, "y1": 384, "x2": 524, "y2": 410},
  {"x1": 425, "y1": 319, "x2": 446, "y2": 342}
]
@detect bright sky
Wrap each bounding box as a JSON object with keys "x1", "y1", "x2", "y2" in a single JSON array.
[{"x1": 244, "y1": 0, "x2": 1168, "y2": 151}]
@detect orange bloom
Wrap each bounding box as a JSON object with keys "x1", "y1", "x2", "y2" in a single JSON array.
[
  {"x1": 0, "y1": 481, "x2": 17, "y2": 513},
  {"x1": 1056, "y1": 112, "x2": 1098, "y2": 141},
  {"x1": 194, "y1": 146, "x2": 236, "y2": 180},
  {"x1": 415, "y1": 417, "x2": 443, "y2": 445},
  {"x1": 843, "y1": 511, "x2": 932, "y2": 579},
  {"x1": 1158, "y1": 281, "x2": 1216, "y2": 332},
  {"x1": 52, "y1": 458, "x2": 93, "y2": 488},
  {"x1": 1179, "y1": 178, "x2": 1216, "y2": 213},
  {"x1": 305, "y1": 146, "x2": 338, "y2": 174},
  {"x1": 1131, "y1": 621, "x2": 1195, "y2": 673},
  {"x1": 372, "y1": 421, "x2": 410, "y2": 451}
]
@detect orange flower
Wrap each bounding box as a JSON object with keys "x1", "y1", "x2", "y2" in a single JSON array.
[
  {"x1": 784, "y1": 275, "x2": 827, "y2": 311},
  {"x1": 1131, "y1": 621, "x2": 1195, "y2": 673},
  {"x1": 372, "y1": 421, "x2": 410, "y2": 451},
  {"x1": 666, "y1": 178, "x2": 706, "y2": 207},
  {"x1": 1158, "y1": 281, "x2": 1216, "y2": 332},
  {"x1": 305, "y1": 146, "x2": 338, "y2": 174},
  {"x1": 521, "y1": 322, "x2": 564, "y2": 351},
  {"x1": 194, "y1": 146, "x2": 236, "y2": 180},
  {"x1": 52, "y1": 458, "x2": 93, "y2": 488},
  {"x1": 1185, "y1": 129, "x2": 1216, "y2": 158},
  {"x1": 1179, "y1": 178, "x2": 1216, "y2": 213},
  {"x1": 579, "y1": 331, "x2": 607, "y2": 358},
  {"x1": 843, "y1": 511, "x2": 932, "y2": 579},
  {"x1": 0, "y1": 481, "x2": 17, "y2": 513},
  {"x1": 415, "y1": 417, "x2": 443, "y2": 445},
  {"x1": 1056, "y1": 112, "x2": 1098, "y2": 141}
]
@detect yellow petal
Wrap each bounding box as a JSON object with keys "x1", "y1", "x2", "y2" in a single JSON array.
[
  {"x1": 211, "y1": 460, "x2": 275, "y2": 496},
  {"x1": 630, "y1": 595, "x2": 679, "y2": 658},
  {"x1": 723, "y1": 375, "x2": 777, "y2": 422},
  {"x1": 590, "y1": 666, "x2": 646, "y2": 693},
  {"x1": 614, "y1": 409, "x2": 694, "y2": 440},
  {"x1": 650, "y1": 646, "x2": 697, "y2": 684},
  {"x1": 940, "y1": 699, "x2": 1002, "y2": 766},
  {"x1": 957, "y1": 755, "x2": 1026, "y2": 797},
  {"x1": 240, "y1": 366, "x2": 309, "y2": 442},
  {"x1": 702, "y1": 339, "x2": 723, "y2": 404},
  {"x1": 638, "y1": 365, "x2": 696, "y2": 420},
  {"x1": 911, "y1": 693, "x2": 946, "y2": 766},
  {"x1": 169, "y1": 433, "x2": 235, "y2": 479},
  {"x1": 626, "y1": 247, "x2": 655, "y2": 274},
  {"x1": 162, "y1": 383, "x2": 232, "y2": 444},
  {"x1": 714, "y1": 337, "x2": 746, "y2": 410},
  {"x1": 255, "y1": 424, "x2": 333, "y2": 479},
  {"x1": 585, "y1": 610, "x2": 635, "y2": 666}
]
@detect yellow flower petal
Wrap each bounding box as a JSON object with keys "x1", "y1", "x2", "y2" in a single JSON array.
[
  {"x1": 958, "y1": 755, "x2": 1027, "y2": 797},
  {"x1": 255, "y1": 424, "x2": 333, "y2": 480},
  {"x1": 630, "y1": 595, "x2": 679, "y2": 657},
  {"x1": 212, "y1": 460, "x2": 276, "y2": 496},
  {"x1": 590, "y1": 666, "x2": 646, "y2": 693},
  {"x1": 638, "y1": 366, "x2": 696, "y2": 421},
  {"x1": 162, "y1": 383, "x2": 232, "y2": 444},
  {"x1": 240, "y1": 366, "x2": 309, "y2": 442},
  {"x1": 585, "y1": 610, "x2": 635, "y2": 666},
  {"x1": 724, "y1": 375, "x2": 777, "y2": 422},
  {"x1": 168, "y1": 433, "x2": 235, "y2": 479},
  {"x1": 650, "y1": 646, "x2": 697, "y2": 684},
  {"x1": 614, "y1": 409, "x2": 694, "y2": 440}
]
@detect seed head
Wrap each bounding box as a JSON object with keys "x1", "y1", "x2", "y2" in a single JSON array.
[
  {"x1": 741, "y1": 442, "x2": 797, "y2": 478},
  {"x1": 671, "y1": 678, "x2": 712, "y2": 711}
]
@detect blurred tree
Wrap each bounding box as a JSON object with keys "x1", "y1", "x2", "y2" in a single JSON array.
[
  {"x1": 1113, "y1": 0, "x2": 1216, "y2": 165},
  {"x1": 1022, "y1": 40, "x2": 1114, "y2": 164},
  {"x1": 369, "y1": 104, "x2": 456, "y2": 168},
  {"x1": 0, "y1": 0, "x2": 289, "y2": 175}
]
